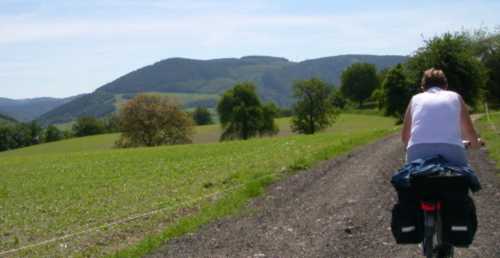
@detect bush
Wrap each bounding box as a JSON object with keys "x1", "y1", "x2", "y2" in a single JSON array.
[
  {"x1": 45, "y1": 125, "x2": 64, "y2": 142},
  {"x1": 192, "y1": 107, "x2": 213, "y2": 125},
  {"x1": 116, "y1": 94, "x2": 194, "y2": 147},
  {"x1": 72, "y1": 117, "x2": 106, "y2": 137}
]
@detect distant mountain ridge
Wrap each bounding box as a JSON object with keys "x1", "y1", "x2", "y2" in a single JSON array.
[
  {"x1": 0, "y1": 96, "x2": 80, "y2": 122},
  {"x1": 37, "y1": 54, "x2": 407, "y2": 125}
]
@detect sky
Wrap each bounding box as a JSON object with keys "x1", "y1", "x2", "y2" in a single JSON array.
[{"x1": 1, "y1": 0, "x2": 499, "y2": 99}]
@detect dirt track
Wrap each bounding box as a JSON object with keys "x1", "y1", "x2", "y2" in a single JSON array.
[{"x1": 146, "y1": 134, "x2": 500, "y2": 258}]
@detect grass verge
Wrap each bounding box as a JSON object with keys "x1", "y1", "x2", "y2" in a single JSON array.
[{"x1": 477, "y1": 111, "x2": 500, "y2": 169}]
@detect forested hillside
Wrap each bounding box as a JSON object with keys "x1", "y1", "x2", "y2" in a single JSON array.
[
  {"x1": 0, "y1": 96, "x2": 79, "y2": 122},
  {"x1": 37, "y1": 55, "x2": 406, "y2": 125},
  {"x1": 0, "y1": 112, "x2": 17, "y2": 124}
]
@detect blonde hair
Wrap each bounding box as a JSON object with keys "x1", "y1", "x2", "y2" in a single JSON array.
[{"x1": 421, "y1": 68, "x2": 448, "y2": 90}]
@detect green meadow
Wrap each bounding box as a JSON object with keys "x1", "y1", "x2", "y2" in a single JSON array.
[{"x1": 0, "y1": 114, "x2": 396, "y2": 257}]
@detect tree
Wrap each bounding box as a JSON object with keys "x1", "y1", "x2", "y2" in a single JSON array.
[
  {"x1": 28, "y1": 121, "x2": 43, "y2": 145},
  {"x1": 192, "y1": 107, "x2": 213, "y2": 125},
  {"x1": 0, "y1": 125, "x2": 15, "y2": 151},
  {"x1": 116, "y1": 94, "x2": 194, "y2": 147},
  {"x1": 45, "y1": 125, "x2": 63, "y2": 142},
  {"x1": 72, "y1": 117, "x2": 106, "y2": 137},
  {"x1": 291, "y1": 78, "x2": 337, "y2": 134},
  {"x1": 217, "y1": 82, "x2": 278, "y2": 140},
  {"x1": 331, "y1": 87, "x2": 347, "y2": 109},
  {"x1": 406, "y1": 32, "x2": 487, "y2": 106},
  {"x1": 381, "y1": 64, "x2": 414, "y2": 122},
  {"x1": 472, "y1": 31, "x2": 500, "y2": 104},
  {"x1": 11, "y1": 123, "x2": 32, "y2": 148},
  {"x1": 340, "y1": 63, "x2": 379, "y2": 107},
  {"x1": 103, "y1": 114, "x2": 121, "y2": 133}
]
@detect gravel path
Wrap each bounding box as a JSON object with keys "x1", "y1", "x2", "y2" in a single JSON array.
[{"x1": 146, "y1": 134, "x2": 500, "y2": 258}]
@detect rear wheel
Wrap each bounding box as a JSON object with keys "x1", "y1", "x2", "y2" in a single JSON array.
[{"x1": 423, "y1": 212, "x2": 436, "y2": 258}]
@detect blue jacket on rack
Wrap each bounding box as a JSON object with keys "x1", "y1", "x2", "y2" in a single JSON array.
[{"x1": 391, "y1": 155, "x2": 481, "y2": 193}]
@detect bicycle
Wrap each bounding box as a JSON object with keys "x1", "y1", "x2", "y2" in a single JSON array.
[
  {"x1": 414, "y1": 167, "x2": 475, "y2": 258},
  {"x1": 414, "y1": 139, "x2": 484, "y2": 258}
]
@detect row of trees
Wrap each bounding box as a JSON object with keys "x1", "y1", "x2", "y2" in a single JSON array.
[
  {"x1": 337, "y1": 30, "x2": 500, "y2": 122},
  {"x1": 112, "y1": 78, "x2": 338, "y2": 148},
  {"x1": 0, "y1": 122, "x2": 66, "y2": 151},
  {"x1": 0, "y1": 116, "x2": 120, "y2": 152}
]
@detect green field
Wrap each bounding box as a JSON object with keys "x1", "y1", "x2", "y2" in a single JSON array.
[
  {"x1": 2, "y1": 114, "x2": 395, "y2": 158},
  {"x1": 0, "y1": 114, "x2": 397, "y2": 257},
  {"x1": 477, "y1": 111, "x2": 500, "y2": 169}
]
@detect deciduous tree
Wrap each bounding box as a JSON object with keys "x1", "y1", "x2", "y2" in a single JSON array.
[
  {"x1": 192, "y1": 107, "x2": 213, "y2": 125},
  {"x1": 406, "y1": 33, "x2": 487, "y2": 106},
  {"x1": 116, "y1": 94, "x2": 193, "y2": 147},
  {"x1": 381, "y1": 64, "x2": 414, "y2": 122},
  {"x1": 340, "y1": 63, "x2": 379, "y2": 107},
  {"x1": 291, "y1": 78, "x2": 337, "y2": 134},
  {"x1": 217, "y1": 83, "x2": 278, "y2": 140}
]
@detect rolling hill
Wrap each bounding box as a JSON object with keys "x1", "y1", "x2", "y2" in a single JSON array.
[
  {"x1": 37, "y1": 55, "x2": 407, "y2": 125},
  {"x1": 0, "y1": 96, "x2": 79, "y2": 122},
  {"x1": 0, "y1": 112, "x2": 17, "y2": 124}
]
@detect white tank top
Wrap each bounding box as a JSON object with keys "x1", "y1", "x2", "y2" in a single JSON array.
[{"x1": 407, "y1": 87, "x2": 463, "y2": 149}]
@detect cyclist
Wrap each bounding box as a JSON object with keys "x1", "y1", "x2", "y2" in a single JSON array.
[
  {"x1": 400, "y1": 68, "x2": 484, "y2": 257},
  {"x1": 401, "y1": 68, "x2": 483, "y2": 166}
]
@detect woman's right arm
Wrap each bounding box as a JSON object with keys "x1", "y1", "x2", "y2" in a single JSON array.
[{"x1": 401, "y1": 103, "x2": 412, "y2": 147}]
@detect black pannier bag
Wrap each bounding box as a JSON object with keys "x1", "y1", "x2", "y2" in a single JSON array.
[
  {"x1": 391, "y1": 189, "x2": 424, "y2": 244},
  {"x1": 442, "y1": 195, "x2": 478, "y2": 247}
]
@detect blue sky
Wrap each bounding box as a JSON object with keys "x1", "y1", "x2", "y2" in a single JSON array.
[{"x1": 1, "y1": 0, "x2": 499, "y2": 99}]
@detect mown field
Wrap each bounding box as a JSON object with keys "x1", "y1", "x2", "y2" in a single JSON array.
[
  {"x1": 2, "y1": 114, "x2": 394, "y2": 157},
  {"x1": 477, "y1": 111, "x2": 500, "y2": 169},
  {"x1": 0, "y1": 114, "x2": 397, "y2": 257}
]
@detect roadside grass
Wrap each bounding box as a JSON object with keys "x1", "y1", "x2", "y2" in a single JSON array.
[
  {"x1": 477, "y1": 111, "x2": 500, "y2": 169},
  {"x1": 0, "y1": 114, "x2": 396, "y2": 257},
  {"x1": 1, "y1": 114, "x2": 395, "y2": 158}
]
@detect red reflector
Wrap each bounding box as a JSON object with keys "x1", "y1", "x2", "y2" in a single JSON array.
[{"x1": 420, "y1": 202, "x2": 441, "y2": 212}]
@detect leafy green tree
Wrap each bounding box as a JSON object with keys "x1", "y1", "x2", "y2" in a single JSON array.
[
  {"x1": 381, "y1": 64, "x2": 414, "y2": 122},
  {"x1": 192, "y1": 107, "x2": 213, "y2": 125},
  {"x1": 103, "y1": 114, "x2": 121, "y2": 133},
  {"x1": 340, "y1": 63, "x2": 379, "y2": 107},
  {"x1": 473, "y1": 31, "x2": 500, "y2": 104},
  {"x1": 28, "y1": 121, "x2": 43, "y2": 145},
  {"x1": 11, "y1": 123, "x2": 32, "y2": 148},
  {"x1": 331, "y1": 87, "x2": 347, "y2": 109},
  {"x1": 406, "y1": 32, "x2": 487, "y2": 106},
  {"x1": 291, "y1": 78, "x2": 337, "y2": 134},
  {"x1": 217, "y1": 82, "x2": 278, "y2": 140},
  {"x1": 45, "y1": 125, "x2": 63, "y2": 142},
  {"x1": 0, "y1": 125, "x2": 15, "y2": 151},
  {"x1": 116, "y1": 94, "x2": 193, "y2": 147},
  {"x1": 72, "y1": 117, "x2": 106, "y2": 137}
]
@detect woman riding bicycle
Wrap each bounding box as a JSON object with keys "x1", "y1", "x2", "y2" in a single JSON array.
[
  {"x1": 401, "y1": 68, "x2": 483, "y2": 166},
  {"x1": 400, "y1": 68, "x2": 484, "y2": 257}
]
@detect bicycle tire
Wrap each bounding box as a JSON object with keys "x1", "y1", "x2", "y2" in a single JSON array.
[{"x1": 423, "y1": 212, "x2": 436, "y2": 258}]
